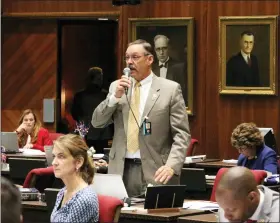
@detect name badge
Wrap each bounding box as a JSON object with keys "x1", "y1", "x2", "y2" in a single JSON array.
[{"x1": 142, "y1": 120, "x2": 151, "y2": 135}]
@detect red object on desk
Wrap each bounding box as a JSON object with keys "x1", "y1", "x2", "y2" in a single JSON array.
[
  {"x1": 98, "y1": 195, "x2": 123, "y2": 223},
  {"x1": 210, "y1": 168, "x2": 267, "y2": 202}
]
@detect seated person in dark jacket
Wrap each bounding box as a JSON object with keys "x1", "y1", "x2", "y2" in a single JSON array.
[
  {"x1": 71, "y1": 67, "x2": 113, "y2": 154},
  {"x1": 231, "y1": 122, "x2": 278, "y2": 174}
]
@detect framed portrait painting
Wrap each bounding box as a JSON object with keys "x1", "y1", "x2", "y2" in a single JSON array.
[
  {"x1": 219, "y1": 16, "x2": 278, "y2": 95},
  {"x1": 128, "y1": 18, "x2": 195, "y2": 115}
]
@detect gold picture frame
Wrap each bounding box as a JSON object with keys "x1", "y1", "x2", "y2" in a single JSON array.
[
  {"x1": 219, "y1": 16, "x2": 278, "y2": 95},
  {"x1": 128, "y1": 18, "x2": 195, "y2": 115}
]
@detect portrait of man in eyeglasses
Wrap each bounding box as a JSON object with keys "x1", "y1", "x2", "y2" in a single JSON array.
[{"x1": 152, "y1": 35, "x2": 187, "y2": 104}]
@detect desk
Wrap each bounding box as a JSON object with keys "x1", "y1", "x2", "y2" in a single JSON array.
[
  {"x1": 120, "y1": 206, "x2": 205, "y2": 223},
  {"x1": 178, "y1": 213, "x2": 217, "y2": 223},
  {"x1": 6, "y1": 153, "x2": 46, "y2": 161},
  {"x1": 22, "y1": 201, "x2": 49, "y2": 223},
  {"x1": 195, "y1": 161, "x2": 236, "y2": 175},
  {"x1": 183, "y1": 159, "x2": 220, "y2": 168},
  {"x1": 22, "y1": 200, "x2": 209, "y2": 223}
]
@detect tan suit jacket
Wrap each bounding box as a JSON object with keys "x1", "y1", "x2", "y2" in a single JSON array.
[
  {"x1": 92, "y1": 74, "x2": 191, "y2": 185},
  {"x1": 218, "y1": 185, "x2": 279, "y2": 222}
]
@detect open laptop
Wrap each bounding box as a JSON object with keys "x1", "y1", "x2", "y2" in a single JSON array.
[
  {"x1": 92, "y1": 173, "x2": 128, "y2": 200},
  {"x1": 1, "y1": 132, "x2": 19, "y2": 153},
  {"x1": 180, "y1": 168, "x2": 207, "y2": 192},
  {"x1": 44, "y1": 145, "x2": 54, "y2": 166}
]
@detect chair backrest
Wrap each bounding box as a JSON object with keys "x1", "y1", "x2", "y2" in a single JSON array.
[
  {"x1": 23, "y1": 166, "x2": 55, "y2": 193},
  {"x1": 98, "y1": 195, "x2": 123, "y2": 223},
  {"x1": 49, "y1": 133, "x2": 64, "y2": 142},
  {"x1": 9, "y1": 158, "x2": 47, "y2": 183},
  {"x1": 186, "y1": 138, "x2": 199, "y2": 156},
  {"x1": 210, "y1": 168, "x2": 267, "y2": 202}
]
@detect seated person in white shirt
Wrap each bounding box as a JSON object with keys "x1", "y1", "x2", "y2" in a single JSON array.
[{"x1": 216, "y1": 166, "x2": 279, "y2": 223}]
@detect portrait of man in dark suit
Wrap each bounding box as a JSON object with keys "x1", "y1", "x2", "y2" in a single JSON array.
[
  {"x1": 152, "y1": 35, "x2": 187, "y2": 103},
  {"x1": 226, "y1": 31, "x2": 260, "y2": 87}
]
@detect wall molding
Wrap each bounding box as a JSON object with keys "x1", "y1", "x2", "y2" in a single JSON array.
[{"x1": 2, "y1": 11, "x2": 120, "y2": 19}]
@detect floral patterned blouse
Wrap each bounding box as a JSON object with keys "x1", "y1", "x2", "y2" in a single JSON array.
[{"x1": 51, "y1": 185, "x2": 99, "y2": 223}]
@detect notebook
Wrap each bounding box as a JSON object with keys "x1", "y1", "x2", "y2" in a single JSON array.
[
  {"x1": 180, "y1": 168, "x2": 207, "y2": 192},
  {"x1": 91, "y1": 173, "x2": 128, "y2": 200},
  {"x1": 1, "y1": 132, "x2": 19, "y2": 153}
]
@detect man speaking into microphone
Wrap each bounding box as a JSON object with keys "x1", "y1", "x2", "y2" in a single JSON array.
[{"x1": 92, "y1": 39, "x2": 190, "y2": 197}]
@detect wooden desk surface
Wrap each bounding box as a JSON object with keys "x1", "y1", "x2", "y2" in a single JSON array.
[
  {"x1": 6, "y1": 153, "x2": 46, "y2": 160},
  {"x1": 22, "y1": 200, "x2": 47, "y2": 210},
  {"x1": 195, "y1": 161, "x2": 236, "y2": 168},
  {"x1": 178, "y1": 213, "x2": 217, "y2": 223},
  {"x1": 183, "y1": 159, "x2": 221, "y2": 167},
  {"x1": 121, "y1": 207, "x2": 205, "y2": 221}
]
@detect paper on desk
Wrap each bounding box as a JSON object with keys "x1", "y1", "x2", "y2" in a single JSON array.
[
  {"x1": 205, "y1": 175, "x2": 216, "y2": 180},
  {"x1": 185, "y1": 155, "x2": 206, "y2": 163},
  {"x1": 1, "y1": 163, "x2": 9, "y2": 171},
  {"x1": 222, "y1": 159, "x2": 238, "y2": 164},
  {"x1": 20, "y1": 149, "x2": 45, "y2": 155},
  {"x1": 121, "y1": 206, "x2": 143, "y2": 211},
  {"x1": 183, "y1": 201, "x2": 219, "y2": 210}
]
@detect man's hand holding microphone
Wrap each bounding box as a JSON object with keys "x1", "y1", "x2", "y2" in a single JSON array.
[{"x1": 115, "y1": 68, "x2": 131, "y2": 98}]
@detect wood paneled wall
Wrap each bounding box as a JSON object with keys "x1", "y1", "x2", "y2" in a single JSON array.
[
  {"x1": 1, "y1": 18, "x2": 57, "y2": 131},
  {"x1": 2, "y1": 0, "x2": 279, "y2": 159}
]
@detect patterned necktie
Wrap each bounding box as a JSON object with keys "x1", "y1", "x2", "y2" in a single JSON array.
[
  {"x1": 127, "y1": 81, "x2": 141, "y2": 153},
  {"x1": 247, "y1": 56, "x2": 251, "y2": 67}
]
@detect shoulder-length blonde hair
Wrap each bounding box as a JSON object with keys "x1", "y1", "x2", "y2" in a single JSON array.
[
  {"x1": 54, "y1": 134, "x2": 95, "y2": 184},
  {"x1": 18, "y1": 109, "x2": 41, "y2": 147}
]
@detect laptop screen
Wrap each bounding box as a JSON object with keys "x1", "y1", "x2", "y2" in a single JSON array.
[
  {"x1": 91, "y1": 174, "x2": 128, "y2": 199},
  {"x1": 44, "y1": 145, "x2": 54, "y2": 166},
  {"x1": 1, "y1": 132, "x2": 19, "y2": 153}
]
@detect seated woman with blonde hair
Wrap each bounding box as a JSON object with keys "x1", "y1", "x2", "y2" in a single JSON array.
[
  {"x1": 15, "y1": 109, "x2": 52, "y2": 151},
  {"x1": 51, "y1": 134, "x2": 99, "y2": 223},
  {"x1": 231, "y1": 122, "x2": 278, "y2": 174}
]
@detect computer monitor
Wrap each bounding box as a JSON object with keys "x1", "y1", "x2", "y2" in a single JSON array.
[
  {"x1": 180, "y1": 168, "x2": 207, "y2": 192},
  {"x1": 258, "y1": 128, "x2": 278, "y2": 154}
]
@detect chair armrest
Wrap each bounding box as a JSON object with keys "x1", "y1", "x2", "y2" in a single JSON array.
[{"x1": 113, "y1": 205, "x2": 123, "y2": 223}]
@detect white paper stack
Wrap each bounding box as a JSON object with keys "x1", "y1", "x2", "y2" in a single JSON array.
[
  {"x1": 20, "y1": 149, "x2": 45, "y2": 155},
  {"x1": 222, "y1": 159, "x2": 238, "y2": 164},
  {"x1": 183, "y1": 201, "x2": 219, "y2": 211},
  {"x1": 185, "y1": 155, "x2": 206, "y2": 163}
]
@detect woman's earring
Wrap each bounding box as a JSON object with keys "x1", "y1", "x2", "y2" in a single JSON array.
[{"x1": 76, "y1": 167, "x2": 79, "y2": 172}]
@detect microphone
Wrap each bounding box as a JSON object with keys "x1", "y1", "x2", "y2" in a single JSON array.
[{"x1": 123, "y1": 67, "x2": 131, "y2": 95}]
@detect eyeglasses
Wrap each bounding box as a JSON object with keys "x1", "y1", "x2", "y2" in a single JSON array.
[{"x1": 124, "y1": 53, "x2": 150, "y2": 62}]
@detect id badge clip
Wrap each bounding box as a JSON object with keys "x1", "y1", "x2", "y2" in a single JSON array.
[{"x1": 142, "y1": 116, "x2": 151, "y2": 136}]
